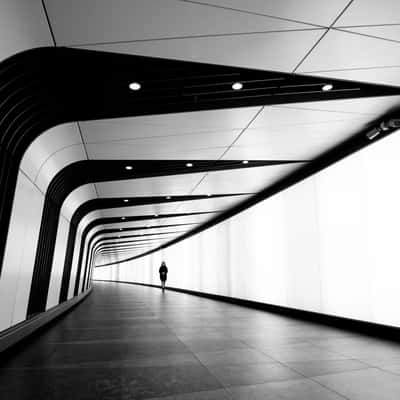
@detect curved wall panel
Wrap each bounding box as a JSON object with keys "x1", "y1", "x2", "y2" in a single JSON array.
[{"x1": 94, "y1": 130, "x2": 400, "y2": 328}]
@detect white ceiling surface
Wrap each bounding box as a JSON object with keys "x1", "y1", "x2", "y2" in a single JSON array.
[
  {"x1": 20, "y1": 123, "x2": 85, "y2": 192},
  {"x1": 24, "y1": 0, "x2": 400, "y2": 262},
  {"x1": 0, "y1": 0, "x2": 52, "y2": 61},
  {"x1": 44, "y1": 0, "x2": 318, "y2": 46},
  {"x1": 61, "y1": 184, "x2": 98, "y2": 222},
  {"x1": 193, "y1": 163, "x2": 304, "y2": 195}
]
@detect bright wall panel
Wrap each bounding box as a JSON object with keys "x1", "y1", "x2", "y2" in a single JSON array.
[{"x1": 94, "y1": 131, "x2": 400, "y2": 328}]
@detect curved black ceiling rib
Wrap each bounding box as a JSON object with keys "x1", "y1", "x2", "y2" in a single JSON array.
[
  {"x1": 1, "y1": 47, "x2": 400, "y2": 315},
  {"x1": 31, "y1": 158, "x2": 279, "y2": 316},
  {"x1": 52, "y1": 160, "x2": 282, "y2": 310},
  {"x1": 58, "y1": 192, "x2": 249, "y2": 303},
  {"x1": 89, "y1": 223, "x2": 198, "y2": 260}
]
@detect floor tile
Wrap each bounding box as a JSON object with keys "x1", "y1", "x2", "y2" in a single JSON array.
[
  {"x1": 227, "y1": 378, "x2": 345, "y2": 400},
  {"x1": 195, "y1": 348, "x2": 274, "y2": 366},
  {"x1": 314, "y1": 368, "x2": 400, "y2": 400},
  {"x1": 207, "y1": 362, "x2": 302, "y2": 387},
  {"x1": 285, "y1": 359, "x2": 370, "y2": 377}
]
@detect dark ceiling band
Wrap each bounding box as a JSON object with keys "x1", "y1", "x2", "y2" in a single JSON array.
[{"x1": 1, "y1": 47, "x2": 399, "y2": 317}]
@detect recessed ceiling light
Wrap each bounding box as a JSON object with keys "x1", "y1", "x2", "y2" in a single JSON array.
[
  {"x1": 242, "y1": 160, "x2": 249, "y2": 164},
  {"x1": 322, "y1": 84, "x2": 333, "y2": 91},
  {"x1": 232, "y1": 82, "x2": 243, "y2": 90},
  {"x1": 121, "y1": 217, "x2": 126, "y2": 220},
  {"x1": 186, "y1": 162, "x2": 193, "y2": 167},
  {"x1": 129, "y1": 82, "x2": 141, "y2": 91},
  {"x1": 124, "y1": 199, "x2": 129, "y2": 203},
  {"x1": 166, "y1": 196, "x2": 171, "y2": 200},
  {"x1": 146, "y1": 225, "x2": 151, "y2": 228},
  {"x1": 154, "y1": 213, "x2": 159, "y2": 217},
  {"x1": 125, "y1": 165, "x2": 133, "y2": 170},
  {"x1": 207, "y1": 193, "x2": 212, "y2": 197},
  {"x1": 119, "y1": 228, "x2": 123, "y2": 231}
]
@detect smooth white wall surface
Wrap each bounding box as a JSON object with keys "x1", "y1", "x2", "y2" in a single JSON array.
[
  {"x1": 94, "y1": 131, "x2": 400, "y2": 328},
  {"x1": 0, "y1": 172, "x2": 44, "y2": 330},
  {"x1": 46, "y1": 216, "x2": 70, "y2": 309}
]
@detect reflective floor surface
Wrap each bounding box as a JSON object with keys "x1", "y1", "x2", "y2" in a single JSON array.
[{"x1": 1, "y1": 281, "x2": 400, "y2": 399}]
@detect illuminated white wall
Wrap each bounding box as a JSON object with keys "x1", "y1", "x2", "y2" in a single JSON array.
[{"x1": 94, "y1": 131, "x2": 400, "y2": 328}]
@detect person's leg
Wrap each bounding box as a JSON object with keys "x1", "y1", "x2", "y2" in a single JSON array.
[{"x1": 161, "y1": 281, "x2": 165, "y2": 290}]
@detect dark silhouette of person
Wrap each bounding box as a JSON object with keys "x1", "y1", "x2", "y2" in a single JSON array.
[{"x1": 159, "y1": 261, "x2": 168, "y2": 291}]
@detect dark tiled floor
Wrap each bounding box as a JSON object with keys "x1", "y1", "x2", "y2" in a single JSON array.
[{"x1": 1, "y1": 282, "x2": 400, "y2": 399}]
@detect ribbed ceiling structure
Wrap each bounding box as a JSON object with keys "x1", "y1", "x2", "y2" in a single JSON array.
[{"x1": 1, "y1": 1, "x2": 400, "y2": 319}]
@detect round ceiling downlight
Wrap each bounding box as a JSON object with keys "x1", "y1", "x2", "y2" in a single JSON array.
[
  {"x1": 232, "y1": 82, "x2": 243, "y2": 90},
  {"x1": 322, "y1": 84, "x2": 333, "y2": 91},
  {"x1": 129, "y1": 82, "x2": 141, "y2": 91}
]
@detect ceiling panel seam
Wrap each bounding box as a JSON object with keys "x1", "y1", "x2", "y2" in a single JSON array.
[
  {"x1": 41, "y1": 0, "x2": 57, "y2": 46},
  {"x1": 68, "y1": 28, "x2": 325, "y2": 48},
  {"x1": 177, "y1": 0, "x2": 326, "y2": 28},
  {"x1": 292, "y1": 0, "x2": 355, "y2": 73},
  {"x1": 186, "y1": 106, "x2": 265, "y2": 197},
  {"x1": 332, "y1": 27, "x2": 400, "y2": 45}
]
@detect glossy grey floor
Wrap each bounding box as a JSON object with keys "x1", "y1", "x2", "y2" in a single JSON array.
[{"x1": 1, "y1": 282, "x2": 400, "y2": 399}]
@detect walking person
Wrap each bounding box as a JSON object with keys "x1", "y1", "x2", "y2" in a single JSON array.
[{"x1": 159, "y1": 261, "x2": 168, "y2": 291}]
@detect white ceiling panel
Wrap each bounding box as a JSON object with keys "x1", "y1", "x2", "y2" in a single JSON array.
[
  {"x1": 80, "y1": 108, "x2": 260, "y2": 143},
  {"x1": 201, "y1": 0, "x2": 350, "y2": 26},
  {"x1": 80, "y1": 29, "x2": 325, "y2": 72},
  {"x1": 0, "y1": 0, "x2": 52, "y2": 61},
  {"x1": 305, "y1": 67, "x2": 400, "y2": 87},
  {"x1": 35, "y1": 145, "x2": 87, "y2": 192},
  {"x1": 45, "y1": 0, "x2": 309, "y2": 46},
  {"x1": 175, "y1": 194, "x2": 252, "y2": 214},
  {"x1": 95, "y1": 173, "x2": 205, "y2": 197},
  {"x1": 298, "y1": 30, "x2": 400, "y2": 72},
  {"x1": 253, "y1": 105, "x2": 374, "y2": 126},
  {"x1": 193, "y1": 163, "x2": 304, "y2": 194},
  {"x1": 340, "y1": 26, "x2": 400, "y2": 43},
  {"x1": 61, "y1": 184, "x2": 98, "y2": 221},
  {"x1": 20, "y1": 123, "x2": 83, "y2": 184},
  {"x1": 275, "y1": 96, "x2": 400, "y2": 116},
  {"x1": 334, "y1": 0, "x2": 400, "y2": 27},
  {"x1": 85, "y1": 137, "x2": 230, "y2": 159},
  {"x1": 233, "y1": 120, "x2": 372, "y2": 160}
]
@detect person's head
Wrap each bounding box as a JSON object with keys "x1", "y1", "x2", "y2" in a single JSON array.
[{"x1": 161, "y1": 261, "x2": 166, "y2": 266}]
